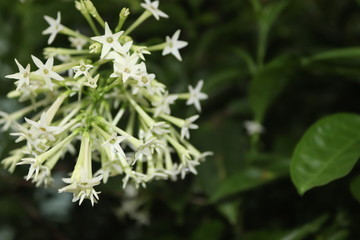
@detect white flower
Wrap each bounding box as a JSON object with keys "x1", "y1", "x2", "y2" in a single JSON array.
[
  {"x1": 84, "y1": 74, "x2": 99, "y2": 89},
  {"x1": 30, "y1": 165, "x2": 53, "y2": 187},
  {"x1": 150, "y1": 121, "x2": 170, "y2": 136},
  {"x1": 132, "y1": 62, "x2": 155, "y2": 94},
  {"x1": 94, "y1": 160, "x2": 124, "y2": 183},
  {"x1": 244, "y1": 120, "x2": 264, "y2": 135},
  {"x1": 181, "y1": 115, "x2": 199, "y2": 140},
  {"x1": 110, "y1": 52, "x2": 141, "y2": 83},
  {"x1": 134, "y1": 134, "x2": 165, "y2": 163},
  {"x1": 31, "y1": 55, "x2": 64, "y2": 90},
  {"x1": 186, "y1": 80, "x2": 208, "y2": 112},
  {"x1": 17, "y1": 157, "x2": 43, "y2": 181},
  {"x1": 0, "y1": 111, "x2": 14, "y2": 131},
  {"x1": 162, "y1": 30, "x2": 188, "y2": 61},
  {"x1": 59, "y1": 173, "x2": 102, "y2": 206},
  {"x1": 91, "y1": 22, "x2": 128, "y2": 59},
  {"x1": 42, "y1": 11, "x2": 64, "y2": 45},
  {"x1": 140, "y1": 0, "x2": 168, "y2": 21},
  {"x1": 25, "y1": 112, "x2": 59, "y2": 142},
  {"x1": 5, "y1": 59, "x2": 31, "y2": 91},
  {"x1": 178, "y1": 153, "x2": 199, "y2": 179},
  {"x1": 133, "y1": 46, "x2": 151, "y2": 61},
  {"x1": 152, "y1": 91, "x2": 178, "y2": 117},
  {"x1": 72, "y1": 60, "x2": 93, "y2": 78},
  {"x1": 102, "y1": 133, "x2": 127, "y2": 160},
  {"x1": 69, "y1": 35, "x2": 88, "y2": 50}
]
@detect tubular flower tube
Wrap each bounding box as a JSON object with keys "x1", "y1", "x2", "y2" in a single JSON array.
[{"x1": 1, "y1": 0, "x2": 211, "y2": 206}]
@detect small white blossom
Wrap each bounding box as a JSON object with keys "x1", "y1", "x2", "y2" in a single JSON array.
[
  {"x1": 152, "y1": 91, "x2": 178, "y2": 117},
  {"x1": 5, "y1": 59, "x2": 31, "y2": 91},
  {"x1": 133, "y1": 46, "x2": 151, "y2": 61},
  {"x1": 181, "y1": 115, "x2": 199, "y2": 140},
  {"x1": 42, "y1": 11, "x2": 64, "y2": 45},
  {"x1": 110, "y1": 52, "x2": 141, "y2": 83},
  {"x1": 178, "y1": 153, "x2": 199, "y2": 179},
  {"x1": 244, "y1": 120, "x2": 264, "y2": 135},
  {"x1": 0, "y1": 112, "x2": 14, "y2": 131},
  {"x1": 150, "y1": 121, "x2": 170, "y2": 136},
  {"x1": 162, "y1": 30, "x2": 188, "y2": 61},
  {"x1": 69, "y1": 35, "x2": 88, "y2": 50},
  {"x1": 25, "y1": 112, "x2": 59, "y2": 142},
  {"x1": 186, "y1": 80, "x2": 208, "y2": 112},
  {"x1": 91, "y1": 22, "x2": 128, "y2": 59},
  {"x1": 31, "y1": 55, "x2": 64, "y2": 90},
  {"x1": 84, "y1": 74, "x2": 99, "y2": 89},
  {"x1": 102, "y1": 133, "x2": 127, "y2": 160},
  {"x1": 140, "y1": 0, "x2": 168, "y2": 21},
  {"x1": 132, "y1": 62, "x2": 155, "y2": 94},
  {"x1": 72, "y1": 60, "x2": 93, "y2": 78},
  {"x1": 59, "y1": 173, "x2": 102, "y2": 206},
  {"x1": 17, "y1": 157, "x2": 43, "y2": 181}
]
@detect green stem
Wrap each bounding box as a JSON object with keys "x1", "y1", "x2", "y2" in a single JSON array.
[
  {"x1": 147, "y1": 42, "x2": 166, "y2": 51},
  {"x1": 123, "y1": 11, "x2": 152, "y2": 36}
]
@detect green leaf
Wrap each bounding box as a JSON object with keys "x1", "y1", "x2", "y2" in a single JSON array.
[
  {"x1": 216, "y1": 201, "x2": 240, "y2": 225},
  {"x1": 303, "y1": 47, "x2": 360, "y2": 65},
  {"x1": 249, "y1": 55, "x2": 297, "y2": 122},
  {"x1": 279, "y1": 215, "x2": 328, "y2": 240},
  {"x1": 209, "y1": 159, "x2": 289, "y2": 202},
  {"x1": 350, "y1": 174, "x2": 360, "y2": 203},
  {"x1": 291, "y1": 113, "x2": 360, "y2": 195}
]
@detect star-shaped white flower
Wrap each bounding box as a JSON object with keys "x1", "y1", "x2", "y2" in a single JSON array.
[
  {"x1": 91, "y1": 22, "x2": 128, "y2": 59},
  {"x1": 72, "y1": 60, "x2": 93, "y2": 78},
  {"x1": 181, "y1": 115, "x2": 199, "y2": 140},
  {"x1": 186, "y1": 80, "x2": 208, "y2": 112},
  {"x1": 84, "y1": 74, "x2": 99, "y2": 89},
  {"x1": 42, "y1": 11, "x2": 64, "y2": 45},
  {"x1": 110, "y1": 52, "x2": 141, "y2": 83},
  {"x1": 152, "y1": 91, "x2": 178, "y2": 117},
  {"x1": 59, "y1": 172, "x2": 102, "y2": 206},
  {"x1": 132, "y1": 62, "x2": 155, "y2": 94},
  {"x1": 25, "y1": 112, "x2": 59, "y2": 142},
  {"x1": 102, "y1": 133, "x2": 127, "y2": 160},
  {"x1": 69, "y1": 35, "x2": 88, "y2": 50},
  {"x1": 5, "y1": 59, "x2": 31, "y2": 91},
  {"x1": 141, "y1": 0, "x2": 168, "y2": 21},
  {"x1": 31, "y1": 55, "x2": 64, "y2": 91},
  {"x1": 162, "y1": 29, "x2": 188, "y2": 61}
]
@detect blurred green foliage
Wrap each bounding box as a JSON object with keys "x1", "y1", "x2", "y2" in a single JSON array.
[{"x1": 1, "y1": 0, "x2": 360, "y2": 239}]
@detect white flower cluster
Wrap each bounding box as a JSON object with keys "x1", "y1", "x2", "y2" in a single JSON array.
[{"x1": 1, "y1": 0, "x2": 211, "y2": 206}]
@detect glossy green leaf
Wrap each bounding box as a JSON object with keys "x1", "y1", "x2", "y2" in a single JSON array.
[
  {"x1": 249, "y1": 55, "x2": 297, "y2": 122},
  {"x1": 279, "y1": 215, "x2": 328, "y2": 240},
  {"x1": 291, "y1": 113, "x2": 360, "y2": 195},
  {"x1": 350, "y1": 175, "x2": 360, "y2": 203}
]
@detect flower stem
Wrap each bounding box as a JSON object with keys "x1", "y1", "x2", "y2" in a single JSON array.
[{"x1": 123, "y1": 11, "x2": 151, "y2": 36}]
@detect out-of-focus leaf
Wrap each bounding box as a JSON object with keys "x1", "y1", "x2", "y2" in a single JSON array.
[
  {"x1": 279, "y1": 215, "x2": 328, "y2": 240},
  {"x1": 350, "y1": 174, "x2": 360, "y2": 203},
  {"x1": 291, "y1": 113, "x2": 360, "y2": 195},
  {"x1": 249, "y1": 55, "x2": 298, "y2": 122},
  {"x1": 235, "y1": 48, "x2": 256, "y2": 75},
  {"x1": 258, "y1": 1, "x2": 288, "y2": 30},
  {"x1": 245, "y1": 230, "x2": 286, "y2": 240},
  {"x1": 190, "y1": 219, "x2": 224, "y2": 240},
  {"x1": 303, "y1": 48, "x2": 360, "y2": 64},
  {"x1": 326, "y1": 230, "x2": 349, "y2": 240},
  {"x1": 216, "y1": 200, "x2": 240, "y2": 225},
  {"x1": 210, "y1": 159, "x2": 289, "y2": 202}
]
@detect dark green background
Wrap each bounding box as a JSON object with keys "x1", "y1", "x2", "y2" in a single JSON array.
[{"x1": 1, "y1": 0, "x2": 360, "y2": 239}]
